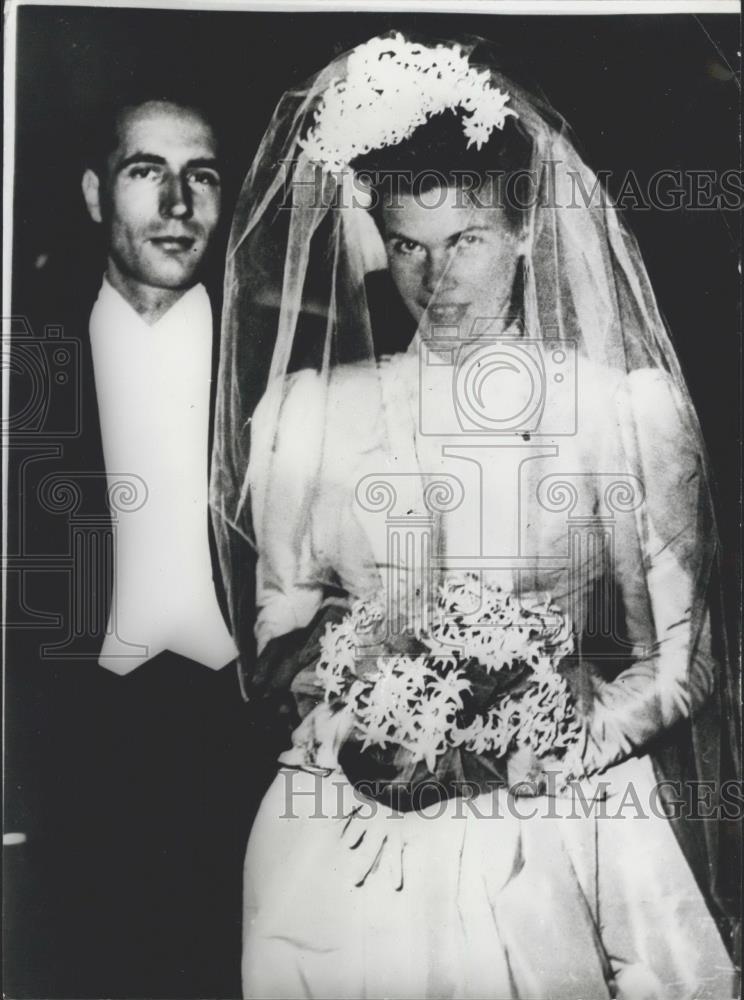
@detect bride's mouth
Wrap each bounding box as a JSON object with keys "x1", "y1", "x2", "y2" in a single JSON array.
[{"x1": 424, "y1": 303, "x2": 469, "y2": 324}]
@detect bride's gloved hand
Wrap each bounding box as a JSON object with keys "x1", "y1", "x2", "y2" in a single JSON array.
[
  {"x1": 506, "y1": 735, "x2": 597, "y2": 799},
  {"x1": 507, "y1": 746, "x2": 566, "y2": 796},
  {"x1": 246, "y1": 630, "x2": 305, "y2": 739},
  {"x1": 279, "y1": 701, "x2": 356, "y2": 771},
  {"x1": 248, "y1": 604, "x2": 350, "y2": 734}
]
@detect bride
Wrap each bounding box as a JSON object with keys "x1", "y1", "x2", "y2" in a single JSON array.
[{"x1": 210, "y1": 32, "x2": 739, "y2": 1000}]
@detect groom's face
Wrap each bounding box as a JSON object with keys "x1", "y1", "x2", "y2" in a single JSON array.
[{"x1": 87, "y1": 101, "x2": 221, "y2": 294}]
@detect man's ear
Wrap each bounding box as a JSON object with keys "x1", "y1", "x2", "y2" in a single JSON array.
[{"x1": 82, "y1": 168, "x2": 103, "y2": 224}]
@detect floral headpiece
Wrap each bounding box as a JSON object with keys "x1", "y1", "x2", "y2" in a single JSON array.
[{"x1": 299, "y1": 33, "x2": 518, "y2": 173}]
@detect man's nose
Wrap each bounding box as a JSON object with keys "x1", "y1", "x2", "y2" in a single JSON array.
[
  {"x1": 160, "y1": 173, "x2": 192, "y2": 219},
  {"x1": 422, "y1": 250, "x2": 457, "y2": 295}
]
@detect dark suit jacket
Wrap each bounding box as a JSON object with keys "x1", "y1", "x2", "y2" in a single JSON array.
[{"x1": 5, "y1": 262, "x2": 263, "y2": 998}]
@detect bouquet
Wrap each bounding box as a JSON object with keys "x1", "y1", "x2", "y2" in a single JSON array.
[{"x1": 311, "y1": 572, "x2": 585, "y2": 806}]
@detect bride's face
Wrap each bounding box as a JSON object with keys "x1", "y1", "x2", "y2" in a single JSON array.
[{"x1": 381, "y1": 184, "x2": 523, "y2": 339}]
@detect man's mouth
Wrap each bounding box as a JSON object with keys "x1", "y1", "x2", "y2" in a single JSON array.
[
  {"x1": 424, "y1": 303, "x2": 469, "y2": 324},
  {"x1": 149, "y1": 236, "x2": 197, "y2": 254}
]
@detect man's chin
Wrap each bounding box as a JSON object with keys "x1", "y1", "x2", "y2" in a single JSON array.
[
  {"x1": 142, "y1": 264, "x2": 204, "y2": 291},
  {"x1": 136, "y1": 243, "x2": 206, "y2": 288}
]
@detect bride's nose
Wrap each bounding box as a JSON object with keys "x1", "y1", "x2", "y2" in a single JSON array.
[{"x1": 422, "y1": 249, "x2": 458, "y2": 295}]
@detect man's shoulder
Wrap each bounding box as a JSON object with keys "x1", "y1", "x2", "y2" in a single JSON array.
[
  {"x1": 13, "y1": 266, "x2": 101, "y2": 357},
  {"x1": 38, "y1": 259, "x2": 102, "y2": 316}
]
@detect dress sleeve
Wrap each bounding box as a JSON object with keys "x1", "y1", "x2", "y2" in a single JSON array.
[
  {"x1": 581, "y1": 368, "x2": 717, "y2": 775},
  {"x1": 248, "y1": 370, "x2": 327, "y2": 653}
]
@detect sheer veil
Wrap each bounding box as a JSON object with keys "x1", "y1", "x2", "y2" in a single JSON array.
[{"x1": 210, "y1": 31, "x2": 740, "y2": 933}]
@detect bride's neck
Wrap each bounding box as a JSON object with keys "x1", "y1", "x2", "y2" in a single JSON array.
[{"x1": 417, "y1": 316, "x2": 523, "y2": 359}]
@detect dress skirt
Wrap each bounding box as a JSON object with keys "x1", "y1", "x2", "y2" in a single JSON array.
[{"x1": 241, "y1": 753, "x2": 735, "y2": 999}]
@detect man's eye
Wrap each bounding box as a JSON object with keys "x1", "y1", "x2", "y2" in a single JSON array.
[
  {"x1": 391, "y1": 238, "x2": 423, "y2": 256},
  {"x1": 187, "y1": 171, "x2": 220, "y2": 188},
  {"x1": 458, "y1": 234, "x2": 483, "y2": 247},
  {"x1": 128, "y1": 165, "x2": 159, "y2": 180}
]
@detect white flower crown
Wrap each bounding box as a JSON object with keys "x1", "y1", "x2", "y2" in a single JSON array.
[{"x1": 299, "y1": 33, "x2": 518, "y2": 173}]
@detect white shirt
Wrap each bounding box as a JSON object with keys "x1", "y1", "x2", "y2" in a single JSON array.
[{"x1": 89, "y1": 277, "x2": 238, "y2": 673}]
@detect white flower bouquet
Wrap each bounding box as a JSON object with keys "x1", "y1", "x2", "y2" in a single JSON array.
[{"x1": 313, "y1": 572, "x2": 584, "y2": 800}]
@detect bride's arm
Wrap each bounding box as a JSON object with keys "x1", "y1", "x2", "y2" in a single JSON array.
[
  {"x1": 580, "y1": 368, "x2": 718, "y2": 776},
  {"x1": 247, "y1": 364, "x2": 383, "y2": 712},
  {"x1": 249, "y1": 370, "x2": 327, "y2": 655}
]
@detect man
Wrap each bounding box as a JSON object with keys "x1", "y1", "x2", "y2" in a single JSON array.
[
  {"x1": 80, "y1": 98, "x2": 238, "y2": 671},
  {"x1": 78, "y1": 97, "x2": 257, "y2": 998},
  {"x1": 6, "y1": 96, "x2": 259, "y2": 998}
]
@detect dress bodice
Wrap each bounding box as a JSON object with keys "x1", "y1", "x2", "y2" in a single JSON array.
[
  {"x1": 276, "y1": 351, "x2": 646, "y2": 644},
  {"x1": 248, "y1": 350, "x2": 716, "y2": 776}
]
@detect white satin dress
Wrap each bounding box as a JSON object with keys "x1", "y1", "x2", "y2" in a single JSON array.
[{"x1": 241, "y1": 349, "x2": 735, "y2": 1000}]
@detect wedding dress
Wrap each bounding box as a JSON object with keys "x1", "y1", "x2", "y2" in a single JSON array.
[{"x1": 238, "y1": 349, "x2": 735, "y2": 999}]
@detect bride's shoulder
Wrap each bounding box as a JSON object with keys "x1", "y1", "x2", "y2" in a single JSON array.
[
  {"x1": 252, "y1": 362, "x2": 386, "y2": 449},
  {"x1": 327, "y1": 360, "x2": 387, "y2": 415},
  {"x1": 575, "y1": 356, "x2": 623, "y2": 401},
  {"x1": 606, "y1": 364, "x2": 689, "y2": 426},
  {"x1": 251, "y1": 368, "x2": 322, "y2": 440},
  {"x1": 618, "y1": 367, "x2": 696, "y2": 451},
  {"x1": 575, "y1": 358, "x2": 694, "y2": 454},
  {"x1": 577, "y1": 357, "x2": 683, "y2": 412}
]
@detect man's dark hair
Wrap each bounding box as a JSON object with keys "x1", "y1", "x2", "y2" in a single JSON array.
[
  {"x1": 79, "y1": 85, "x2": 230, "y2": 295},
  {"x1": 82, "y1": 86, "x2": 219, "y2": 180}
]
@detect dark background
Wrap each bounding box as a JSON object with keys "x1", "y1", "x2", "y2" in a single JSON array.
[{"x1": 6, "y1": 6, "x2": 741, "y2": 998}]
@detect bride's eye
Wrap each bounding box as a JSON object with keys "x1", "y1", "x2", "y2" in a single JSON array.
[
  {"x1": 390, "y1": 238, "x2": 424, "y2": 256},
  {"x1": 457, "y1": 233, "x2": 484, "y2": 247}
]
